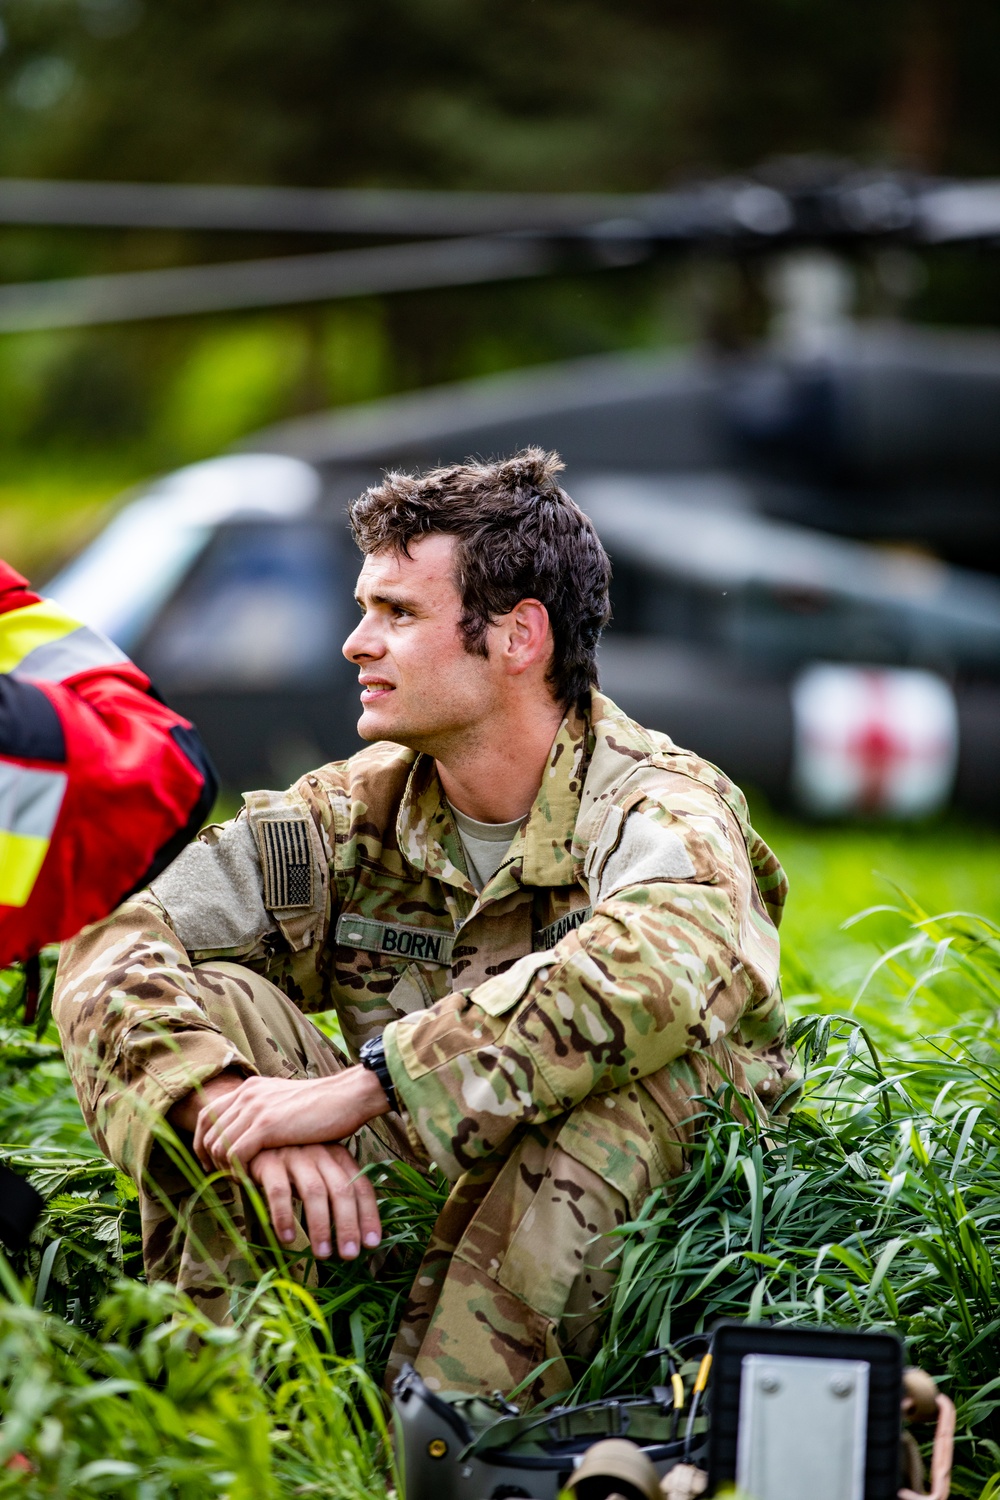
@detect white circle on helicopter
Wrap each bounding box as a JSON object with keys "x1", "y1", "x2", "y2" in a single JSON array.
[{"x1": 791, "y1": 663, "x2": 959, "y2": 818}]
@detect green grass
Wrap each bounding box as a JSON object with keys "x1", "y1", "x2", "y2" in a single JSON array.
[
  {"x1": 756, "y1": 806, "x2": 1000, "y2": 1047},
  {"x1": 5, "y1": 818, "x2": 1000, "y2": 1495},
  {"x1": 0, "y1": 1268, "x2": 395, "y2": 1499}
]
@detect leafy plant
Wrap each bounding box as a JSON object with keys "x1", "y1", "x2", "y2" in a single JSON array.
[
  {"x1": 0, "y1": 1264, "x2": 395, "y2": 1500},
  {"x1": 581, "y1": 902, "x2": 1000, "y2": 1497},
  {"x1": 5, "y1": 881, "x2": 1000, "y2": 1494}
]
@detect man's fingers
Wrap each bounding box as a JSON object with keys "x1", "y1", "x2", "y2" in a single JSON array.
[
  {"x1": 213, "y1": 1117, "x2": 264, "y2": 1171},
  {"x1": 244, "y1": 1145, "x2": 383, "y2": 1263},
  {"x1": 317, "y1": 1148, "x2": 382, "y2": 1259},
  {"x1": 192, "y1": 1091, "x2": 236, "y2": 1167},
  {"x1": 287, "y1": 1156, "x2": 336, "y2": 1259},
  {"x1": 340, "y1": 1158, "x2": 382, "y2": 1250},
  {"x1": 251, "y1": 1152, "x2": 297, "y2": 1246},
  {"x1": 202, "y1": 1096, "x2": 265, "y2": 1169},
  {"x1": 200, "y1": 1106, "x2": 243, "y2": 1169}
]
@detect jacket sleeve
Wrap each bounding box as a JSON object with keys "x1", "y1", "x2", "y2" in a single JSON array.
[
  {"x1": 53, "y1": 782, "x2": 332, "y2": 1178},
  {"x1": 383, "y1": 776, "x2": 785, "y2": 1180},
  {"x1": 0, "y1": 560, "x2": 217, "y2": 965}
]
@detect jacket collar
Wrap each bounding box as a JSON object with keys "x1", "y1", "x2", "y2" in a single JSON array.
[{"x1": 395, "y1": 701, "x2": 592, "y2": 895}]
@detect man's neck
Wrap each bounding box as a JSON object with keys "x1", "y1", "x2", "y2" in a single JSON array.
[{"x1": 434, "y1": 699, "x2": 565, "y2": 823}]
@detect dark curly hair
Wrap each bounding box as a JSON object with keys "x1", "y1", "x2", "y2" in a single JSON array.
[{"x1": 348, "y1": 448, "x2": 611, "y2": 710}]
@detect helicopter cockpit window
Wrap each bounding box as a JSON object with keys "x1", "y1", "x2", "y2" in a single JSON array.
[{"x1": 137, "y1": 519, "x2": 342, "y2": 691}]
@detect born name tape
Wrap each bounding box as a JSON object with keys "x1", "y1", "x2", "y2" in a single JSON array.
[{"x1": 336, "y1": 913, "x2": 455, "y2": 966}]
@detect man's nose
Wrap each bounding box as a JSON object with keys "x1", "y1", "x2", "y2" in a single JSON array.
[{"x1": 342, "y1": 614, "x2": 383, "y2": 663}]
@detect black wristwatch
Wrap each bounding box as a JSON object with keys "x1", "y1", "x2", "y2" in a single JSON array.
[{"x1": 358, "y1": 1034, "x2": 399, "y2": 1114}]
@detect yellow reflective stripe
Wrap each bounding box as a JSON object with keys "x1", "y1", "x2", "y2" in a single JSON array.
[
  {"x1": 0, "y1": 601, "x2": 80, "y2": 674},
  {"x1": 0, "y1": 828, "x2": 49, "y2": 907}
]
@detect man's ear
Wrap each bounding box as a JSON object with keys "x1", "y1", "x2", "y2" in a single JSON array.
[{"x1": 501, "y1": 598, "x2": 552, "y2": 677}]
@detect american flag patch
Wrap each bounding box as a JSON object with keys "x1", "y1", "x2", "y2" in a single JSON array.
[{"x1": 258, "y1": 818, "x2": 313, "y2": 909}]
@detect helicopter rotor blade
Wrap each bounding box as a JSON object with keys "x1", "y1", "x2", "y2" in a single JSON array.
[
  {"x1": 916, "y1": 182, "x2": 1000, "y2": 243},
  {"x1": 0, "y1": 233, "x2": 572, "y2": 333},
  {"x1": 2, "y1": 172, "x2": 1000, "y2": 244},
  {"x1": 0, "y1": 178, "x2": 659, "y2": 236},
  {"x1": 3, "y1": 170, "x2": 1000, "y2": 334}
]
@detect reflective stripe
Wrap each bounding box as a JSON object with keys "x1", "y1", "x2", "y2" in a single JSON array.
[
  {"x1": 0, "y1": 601, "x2": 127, "y2": 680},
  {"x1": 0, "y1": 762, "x2": 67, "y2": 839},
  {"x1": 14, "y1": 625, "x2": 128, "y2": 682},
  {"x1": 0, "y1": 828, "x2": 49, "y2": 907},
  {"x1": 0, "y1": 601, "x2": 78, "y2": 671}
]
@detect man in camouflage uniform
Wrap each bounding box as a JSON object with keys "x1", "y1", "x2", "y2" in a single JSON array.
[{"x1": 54, "y1": 448, "x2": 792, "y2": 1404}]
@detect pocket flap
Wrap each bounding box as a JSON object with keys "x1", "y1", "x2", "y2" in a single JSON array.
[{"x1": 472, "y1": 951, "x2": 555, "y2": 1018}]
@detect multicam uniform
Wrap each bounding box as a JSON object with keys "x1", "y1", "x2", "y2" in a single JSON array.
[{"x1": 54, "y1": 691, "x2": 792, "y2": 1401}]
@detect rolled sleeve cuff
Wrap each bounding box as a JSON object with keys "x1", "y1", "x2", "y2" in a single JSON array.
[{"x1": 99, "y1": 1023, "x2": 259, "y2": 1180}]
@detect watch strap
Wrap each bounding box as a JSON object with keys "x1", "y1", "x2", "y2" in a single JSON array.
[{"x1": 359, "y1": 1035, "x2": 399, "y2": 1114}]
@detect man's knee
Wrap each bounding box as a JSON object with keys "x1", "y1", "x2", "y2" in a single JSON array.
[
  {"x1": 191, "y1": 961, "x2": 343, "y2": 1082},
  {"x1": 445, "y1": 1131, "x2": 628, "y2": 1333},
  {"x1": 405, "y1": 1132, "x2": 629, "y2": 1399}
]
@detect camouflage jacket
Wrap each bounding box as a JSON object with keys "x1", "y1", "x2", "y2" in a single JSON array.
[{"x1": 54, "y1": 691, "x2": 792, "y2": 1186}]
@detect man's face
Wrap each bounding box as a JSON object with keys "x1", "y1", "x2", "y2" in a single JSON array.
[{"x1": 342, "y1": 534, "x2": 502, "y2": 751}]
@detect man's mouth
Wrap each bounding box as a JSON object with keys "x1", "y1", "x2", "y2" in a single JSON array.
[{"x1": 360, "y1": 679, "x2": 395, "y2": 703}]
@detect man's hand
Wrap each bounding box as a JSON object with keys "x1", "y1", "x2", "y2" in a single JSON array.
[
  {"x1": 195, "y1": 1066, "x2": 390, "y2": 1172},
  {"x1": 249, "y1": 1143, "x2": 382, "y2": 1261}
]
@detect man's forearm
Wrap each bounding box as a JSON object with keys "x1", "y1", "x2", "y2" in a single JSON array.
[
  {"x1": 195, "y1": 1065, "x2": 391, "y2": 1170},
  {"x1": 384, "y1": 886, "x2": 754, "y2": 1180},
  {"x1": 168, "y1": 1069, "x2": 245, "y2": 1134}
]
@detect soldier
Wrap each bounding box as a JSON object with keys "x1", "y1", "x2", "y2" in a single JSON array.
[{"x1": 54, "y1": 449, "x2": 792, "y2": 1405}]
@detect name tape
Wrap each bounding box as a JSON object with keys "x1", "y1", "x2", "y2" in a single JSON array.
[
  {"x1": 535, "y1": 906, "x2": 592, "y2": 951},
  {"x1": 336, "y1": 913, "x2": 455, "y2": 966}
]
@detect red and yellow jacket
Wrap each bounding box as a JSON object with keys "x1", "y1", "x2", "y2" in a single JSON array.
[{"x1": 0, "y1": 560, "x2": 216, "y2": 966}]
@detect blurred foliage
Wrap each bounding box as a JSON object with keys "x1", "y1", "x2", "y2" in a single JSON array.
[
  {"x1": 1, "y1": 0, "x2": 991, "y2": 189},
  {"x1": 1, "y1": 0, "x2": 1000, "y2": 573},
  {"x1": 752, "y1": 805, "x2": 1000, "y2": 1016}
]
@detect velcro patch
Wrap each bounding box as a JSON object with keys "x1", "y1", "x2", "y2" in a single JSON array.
[
  {"x1": 535, "y1": 906, "x2": 592, "y2": 951},
  {"x1": 335, "y1": 913, "x2": 455, "y2": 966},
  {"x1": 258, "y1": 818, "x2": 314, "y2": 909}
]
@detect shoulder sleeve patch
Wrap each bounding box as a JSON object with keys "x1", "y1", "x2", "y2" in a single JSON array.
[
  {"x1": 588, "y1": 804, "x2": 717, "y2": 905},
  {"x1": 150, "y1": 813, "x2": 274, "y2": 955},
  {"x1": 256, "y1": 817, "x2": 314, "y2": 909},
  {"x1": 243, "y1": 786, "x2": 330, "y2": 952}
]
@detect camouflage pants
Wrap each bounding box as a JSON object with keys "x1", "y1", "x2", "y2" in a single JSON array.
[{"x1": 143, "y1": 962, "x2": 685, "y2": 1403}]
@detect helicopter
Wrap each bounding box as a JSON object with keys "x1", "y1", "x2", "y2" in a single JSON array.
[{"x1": 27, "y1": 162, "x2": 1000, "y2": 818}]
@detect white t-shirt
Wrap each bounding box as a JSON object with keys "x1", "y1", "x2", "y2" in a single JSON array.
[{"x1": 449, "y1": 803, "x2": 528, "y2": 892}]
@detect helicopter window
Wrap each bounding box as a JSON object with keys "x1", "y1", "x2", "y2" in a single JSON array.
[
  {"x1": 607, "y1": 559, "x2": 731, "y2": 645},
  {"x1": 137, "y1": 519, "x2": 343, "y2": 691},
  {"x1": 608, "y1": 556, "x2": 930, "y2": 674}
]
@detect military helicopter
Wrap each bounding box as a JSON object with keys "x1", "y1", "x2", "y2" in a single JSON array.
[{"x1": 22, "y1": 162, "x2": 1000, "y2": 817}]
